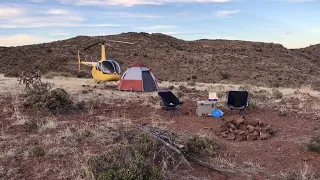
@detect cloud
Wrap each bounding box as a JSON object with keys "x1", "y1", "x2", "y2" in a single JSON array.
[
  {"x1": 215, "y1": 10, "x2": 240, "y2": 18},
  {"x1": 60, "y1": 0, "x2": 230, "y2": 7},
  {"x1": 0, "y1": 34, "x2": 55, "y2": 47},
  {"x1": 0, "y1": 6, "x2": 23, "y2": 17},
  {"x1": 45, "y1": 9, "x2": 69, "y2": 15},
  {"x1": 285, "y1": 0, "x2": 314, "y2": 2},
  {"x1": 105, "y1": 12, "x2": 163, "y2": 19},
  {"x1": 284, "y1": 32, "x2": 292, "y2": 35},
  {"x1": 137, "y1": 25, "x2": 176, "y2": 30}
]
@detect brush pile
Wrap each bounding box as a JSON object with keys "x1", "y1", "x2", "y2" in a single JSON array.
[{"x1": 216, "y1": 118, "x2": 274, "y2": 141}]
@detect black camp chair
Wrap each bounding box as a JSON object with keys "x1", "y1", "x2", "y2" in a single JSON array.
[
  {"x1": 158, "y1": 90, "x2": 183, "y2": 114},
  {"x1": 227, "y1": 91, "x2": 249, "y2": 118}
]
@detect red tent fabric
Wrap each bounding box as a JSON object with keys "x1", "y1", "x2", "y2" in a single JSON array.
[{"x1": 118, "y1": 63, "x2": 159, "y2": 92}]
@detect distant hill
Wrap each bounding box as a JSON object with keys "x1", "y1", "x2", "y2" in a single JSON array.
[{"x1": 0, "y1": 32, "x2": 319, "y2": 90}]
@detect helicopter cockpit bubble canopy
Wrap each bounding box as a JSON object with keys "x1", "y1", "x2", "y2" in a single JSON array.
[{"x1": 100, "y1": 60, "x2": 121, "y2": 75}]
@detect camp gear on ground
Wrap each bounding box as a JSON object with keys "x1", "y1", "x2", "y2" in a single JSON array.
[
  {"x1": 196, "y1": 101, "x2": 216, "y2": 117},
  {"x1": 227, "y1": 91, "x2": 249, "y2": 118},
  {"x1": 118, "y1": 63, "x2": 159, "y2": 92},
  {"x1": 209, "y1": 92, "x2": 218, "y2": 101},
  {"x1": 158, "y1": 90, "x2": 183, "y2": 114},
  {"x1": 212, "y1": 109, "x2": 224, "y2": 118}
]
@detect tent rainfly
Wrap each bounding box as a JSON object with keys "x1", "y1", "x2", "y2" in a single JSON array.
[{"x1": 118, "y1": 63, "x2": 159, "y2": 92}]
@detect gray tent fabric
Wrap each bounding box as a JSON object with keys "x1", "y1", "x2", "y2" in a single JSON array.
[{"x1": 142, "y1": 71, "x2": 158, "y2": 92}]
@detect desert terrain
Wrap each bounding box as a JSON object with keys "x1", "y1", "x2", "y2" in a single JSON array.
[
  {"x1": 0, "y1": 33, "x2": 320, "y2": 90},
  {"x1": 0, "y1": 71, "x2": 320, "y2": 180}
]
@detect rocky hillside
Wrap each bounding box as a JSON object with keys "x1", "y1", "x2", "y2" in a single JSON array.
[{"x1": 0, "y1": 32, "x2": 319, "y2": 89}]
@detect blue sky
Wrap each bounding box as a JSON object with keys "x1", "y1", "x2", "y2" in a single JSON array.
[{"x1": 0, "y1": 0, "x2": 319, "y2": 48}]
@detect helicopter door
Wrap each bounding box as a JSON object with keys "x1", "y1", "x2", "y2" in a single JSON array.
[{"x1": 101, "y1": 61, "x2": 115, "y2": 74}]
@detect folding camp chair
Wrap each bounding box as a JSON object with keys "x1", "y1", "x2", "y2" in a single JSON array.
[
  {"x1": 227, "y1": 91, "x2": 249, "y2": 118},
  {"x1": 158, "y1": 90, "x2": 184, "y2": 115}
]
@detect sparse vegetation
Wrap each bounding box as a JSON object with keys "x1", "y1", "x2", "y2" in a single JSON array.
[
  {"x1": 31, "y1": 146, "x2": 46, "y2": 157},
  {"x1": 272, "y1": 89, "x2": 283, "y2": 99},
  {"x1": 44, "y1": 71, "x2": 73, "y2": 79},
  {"x1": 187, "y1": 81, "x2": 196, "y2": 86},
  {"x1": 279, "y1": 107, "x2": 288, "y2": 116},
  {"x1": 24, "y1": 118, "x2": 47, "y2": 133},
  {"x1": 184, "y1": 135, "x2": 220, "y2": 157},
  {"x1": 307, "y1": 133, "x2": 320, "y2": 152}
]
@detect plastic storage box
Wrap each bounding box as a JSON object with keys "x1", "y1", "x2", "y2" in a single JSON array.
[{"x1": 196, "y1": 101, "x2": 215, "y2": 117}]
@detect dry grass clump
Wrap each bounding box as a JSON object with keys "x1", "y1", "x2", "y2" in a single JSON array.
[{"x1": 279, "y1": 163, "x2": 317, "y2": 180}]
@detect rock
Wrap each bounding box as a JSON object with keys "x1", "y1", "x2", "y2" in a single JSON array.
[
  {"x1": 247, "y1": 133, "x2": 256, "y2": 141},
  {"x1": 260, "y1": 132, "x2": 271, "y2": 140},
  {"x1": 233, "y1": 118, "x2": 245, "y2": 125},
  {"x1": 239, "y1": 125, "x2": 248, "y2": 131},
  {"x1": 262, "y1": 125, "x2": 271, "y2": 131},
  {"x1": 244, "y1": 130, "x2": 249, "y2": 135},
  {"x1": 227, "y1": 133, "x2": 236, "y2": 140},
  {"x1": 221, "y1": 132, "x2": 229, "y2": 137},
  {"x1": 244, "y1": 120, "x2": 259, "y2": 126},
  {"x1": 235, "y1": 134, "x2": 245, "y2": 141},
  {"x1": 230, "y1": 123, "x2": 236, "y2": 129},
  {"x1": 253, "y1": 130, "x2": 259, "y2": 136},
  {"x1": 247, "y1": 125, "x2": 255, "y2": 133},
  {"x1": 229, "y1": 128, "x2": 235, "y2": 133}
]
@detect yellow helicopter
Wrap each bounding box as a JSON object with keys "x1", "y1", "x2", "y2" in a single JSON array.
[{"x1": 77, "y1": 39, "x2": 134, "y2": 84}]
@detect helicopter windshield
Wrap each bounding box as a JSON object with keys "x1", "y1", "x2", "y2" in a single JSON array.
[{"x1": 101, "y1": 60, "x2": 121, "y2": 74}]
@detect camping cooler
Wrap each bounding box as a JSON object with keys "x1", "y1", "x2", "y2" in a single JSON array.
[{"x1": 196, "y1": 101, "x2": 215, "y2": 117}]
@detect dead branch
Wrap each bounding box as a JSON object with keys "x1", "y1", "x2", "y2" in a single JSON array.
[
  {"x1": 186, "y1": 155, "x2": 234, "y2": 176},
  {"x1": 137, "y1": 125, "x2": 193, "y2": 170}
]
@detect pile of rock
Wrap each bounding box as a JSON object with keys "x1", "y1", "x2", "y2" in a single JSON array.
[{"x1": 216, "y1": 118, "x2": 274, "y2": 141}]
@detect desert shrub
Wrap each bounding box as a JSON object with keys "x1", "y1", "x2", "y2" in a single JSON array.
[
  {"x1": 4, "y1": 71, "x2": 20, "y2": 77},
  {"x1": 168, "y1": 85, "x2": 175, "y2": 90},
  {"x1": 272, "y1": 89, "x2": 283, "y2": 99},
  {"x1": 88, "y1": 133, "x2": 160, "y2": 180},
  {"x1": 307, "y1": 134, "x2": 320, "y2": 152},
  {"x1": 22, "y1": 88, "x2": 77, "y2": 114},
  {"x1": 220, "y1": 72, "x2": 230, "y2": 80},
  {"x1": 73, "y1": 130, "x2": 94, "y2": 142},
  {"x1": 184, "y1": 135, "x2": 220, "y2": 157},
  {"x1": 279, "y1": 107, "x2": 288, "y2": 116},
  {"x1": 248, "y1": 98, "x2": 258, "y2": 110},
  {"x1": 187, "y1": 81, "x2": 196, "y2": 86},
  {"x1": 77, "y1": 70, "x2": 91, "y2": 78},
  {"x1": 31, "y1": 146, "x2": 46, "y2": 157},
  {"x1": 176, "y1": 91, "x2": 184, "y2": 98},
  {"x1": 25, "y1": 119, "x2": 47, "y2": 133},
  {"x1": 44, "y1": 72, "x2": 72, "y2": 79},
  {"x1": 87, "y1": 127, "x2": 221, "y2": 180}
]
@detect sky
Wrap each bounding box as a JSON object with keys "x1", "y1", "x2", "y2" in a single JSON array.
[{"x1": 0, "y1": 0, "x2": 319, "y2": 48}]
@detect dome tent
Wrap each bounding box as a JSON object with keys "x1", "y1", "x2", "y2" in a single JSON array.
[{"x1": 118, "y1": 63, "x2": 159, "y2": 92}]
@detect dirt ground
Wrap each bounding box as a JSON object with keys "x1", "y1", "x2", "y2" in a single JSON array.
[{"x1": 0, "y1": 75, "x2": 320, "y2": 180}]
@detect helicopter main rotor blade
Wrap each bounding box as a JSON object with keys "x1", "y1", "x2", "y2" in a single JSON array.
[
  {"x1": 105, "y1": 40, "x2": 135, "y2": 45},
  {"x1": 83, "y1": 42, "x2": 101, "y2": 51}
]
